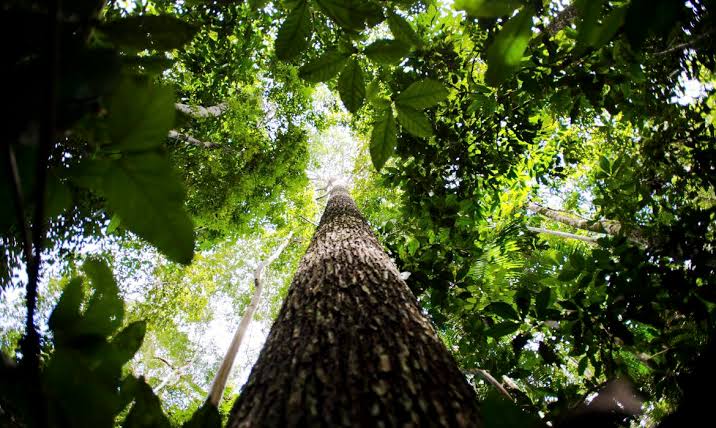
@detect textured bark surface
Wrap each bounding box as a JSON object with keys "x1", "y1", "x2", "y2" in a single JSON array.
[{"x1": 228, "y1": 186, "x2": 481, "y2": 428}]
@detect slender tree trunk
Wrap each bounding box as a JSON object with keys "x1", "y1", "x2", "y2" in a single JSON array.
[
  {"x1": 207, "y1": 231, "x2": 294, "y2": 407},
  {"x1": 228, "y1": 186, "x2": 480, "y2": 428}
]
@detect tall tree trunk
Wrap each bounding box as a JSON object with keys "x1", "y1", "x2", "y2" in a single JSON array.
[
  {"x1": 167, "y1": 130, "x2": 219, "y2": 149},
  {"x1": 207, "y1": 231, "x2": 294, "y2": 407},
  {"x1": 227, "y1": 186, "x2": 480, "y2": 428},
  {"x1": 175, "y1": 102, "x2": 229, "y2": 118}
]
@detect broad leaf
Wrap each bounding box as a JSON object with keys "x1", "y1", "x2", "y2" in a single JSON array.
[
  {"x1": 298, "y1": 50, "x2": 350, "y2": 82},
  {"x1": 337, "y1": 58, "x2": 366, "y2": 113},
  {"x1": 484, "y1": 6, "x2": 535, "y2": 86},
  {"x1": 455, "y1": 0, "x2": 524, "y2": 17},
  {"x1": 395, "y1": 79, "x2": 449, "y2": 109},
  {"x1": 100, "y1": 15, "x2": 198, "y2": 51},
  {"x1": 364, "y1": 39, "x2": 411, "y2": 65},
  {"x1": 370, "y1": 106, "x2": 397, "y2": 171},
  {"x1": 112, "y1": 321, "x2": 147, "y2": 366},
  {"x1": 315, "y1": 0, "x2": 382, "y2": 31},
  {"x1": 48, "y1": 277, "x2": 84, "y2": 335},
  {"x1": 482, "y1": 390, "x2": 541, "y2": 428},
  {"x1": 485, "y1": 321, "x2": 520, "y2": 338},
  {"x1": 485, "y1": 302, "x2": 520, "y2": 320},
  {"x1": 123, "y1": 378, "x2": 171, "y2": 428},
  {"x1": 387, "y1": 12, "x2": 422, "y2": 46},
  {"x1": 396, "y1": 105, "x2": 433, "y2": 138},
  {"x1": 275, "y1": 1, "x2": 313, "y2": 60},
  {"x1": 81, "y1": 258, "x2": 124, "y2": 337},
  {"x1": 107, "y1": 77, "x2": 175, "y2": 152},
  {"x1": 101, "y1": 152, "x2": 194, "y2": 264}
]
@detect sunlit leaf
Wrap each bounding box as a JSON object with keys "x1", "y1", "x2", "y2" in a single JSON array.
[
  {"x1": 395, "y1": 79, "x2": 449, "y2": 109},
  {"x1": 337, "y1": 58, "x2": 366, "y2": 113},
  {"x1": 275, "y1": 1, "x2": 313, "y2": 60},
  {"x1": 484, "y1": 6, "x2": 535, "y2": 86}
]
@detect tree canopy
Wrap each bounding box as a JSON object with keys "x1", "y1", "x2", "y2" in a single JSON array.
[{"x1": 1, "y1": 0, "x2": 715, "y2": 427}]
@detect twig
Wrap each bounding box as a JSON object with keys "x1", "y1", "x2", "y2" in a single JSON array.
[
  {"x1": 526, "y1": 226, "x2": 600, "y2": 244},
  {"x1": 465, "y1": 369, "x2": 514, "y2": 401},
  {"x1": 298, "y1": 215, "x2": 318, "y2": 227},
  {"x1": 654, "y1": 30, "x2": 715, "y2": 56}
]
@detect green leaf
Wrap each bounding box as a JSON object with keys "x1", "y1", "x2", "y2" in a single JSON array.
[
  {"x1": 569, "y1": 252, "x2": 586, "y2": 271},
  {"x1": 100, "y1": 15, "x2": 198, "y2": 51},
  {"x1": 387, "y1": 12, "x2": 422, "y2": 46},
  {"x1": 482, "y1": 390, "x2": 541, "y2": 428},
  {"x1": 107, "y1": 214, "x2": 121, "y2": 234},
  {"x1": 107, "y1": 77, "x2": 175, "y2": 152},
  {"x1": 337, "y1": 58, "x2": 366, "y2": 113},
  {"x1": 81, "y1": 258, "x2": 124, "y2": 337},
  {"x1": 484, "y1": 6, "x2": 535, "y2": 87},
  {"x1": 275, "y1": 1, "x2": 313, "y2": 60},
  {"x1": 364, "y1": 39, "x2": 411, "y2": 65},
  {"x1": 182, "y1": 403, "x2": 221, "y2": 428},
  {"x1": 395, "y1": 79, "x2": 449, "y2": 109},
  {"x1": 370, "y1": 106, "x2": 397, "y2": 171},
  {"x1": 315, "y1": 0, "x2": 383, "y2": 31},
  {"x1": 298, "y1": 50, "x2": 350, "y2": 82},
  {"x1": 45, "y1": 175, "x2": 72, "y2": 218},
  {"x1": 123, "y1": 378, "x2": 171, "y2": 428},
  {"x1": 396, "y1": 105, "x2": 433, "y2": 138},
  {"x1": 535, "y1": 287, "x2": 551, "y2": 316},
  {"x1": 111, "y1": 321, "x2": 146, "y2": 365},
  {"x1": 48, "y1": 277, "x2": 84, "y2": 335},
  {"x1": 366, "y1": 80, "x2": 382, "y2": 105},
  {"x1": 485, "y1": 302, "x2": 520, "y2": 320},
  {"x1": 101, "y1": 152, "x2": 194, "y2": 264},
  {"x1": 485, "y1": 321, "x2": 520, "y2": 338},
  {"x1": 577, "y1": 356, "x2": 589, "y2": 375},
  {"x1": 558, "y1": 265, "x2": 580, "y2": 282},
  {"x1": 455, "y1": 0, "x2": 524, "y2": 17}
]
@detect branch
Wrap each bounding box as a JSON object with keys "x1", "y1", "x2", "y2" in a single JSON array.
[
  {"x1": 298, "y1": 215, "x2": 318, "y2": 227},
  {"x1": 527, "y1": 226, "x2": 600, "y2": 244},
  {"x1": 206, "y1": 231, "x2": 295, "y2": 406},
  {"x1": 175, "y1": 102, "x2": 229, "y2": 118},
  {"x1": 653, "y1": 30, "x2": 715, "y2": 56},
  {"x1": 465, "y1": 369, "x2": 513, "y2": 401},
  {"x1": 168, "y1": 130, "x2": 220, "y2": 149}
]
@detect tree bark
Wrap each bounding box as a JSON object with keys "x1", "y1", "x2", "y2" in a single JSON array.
[
  {"x1": 207, "y1": 231, "x2": 294, "y2": 407},
  {"x1": 175, "y1": 102, "x2": 229, "y2": 118},
  {"x1": 526, "y1": 226, "x2": 599, "y2": 244},
  {"x1": 227, "y1": 186, "x2": 480, "y2": 427}
]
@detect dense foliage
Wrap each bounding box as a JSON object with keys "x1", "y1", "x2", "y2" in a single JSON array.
[{"x1": 1, "y1": 0, "x2": 715, "y2": 427}]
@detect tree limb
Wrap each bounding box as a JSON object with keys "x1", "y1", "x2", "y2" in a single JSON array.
[
  {"x1": 206, "y1": 231, "x2": 295, "y2": 406},
  {"x1": 175, "y1": 102, "x2": 229, "y2": 118},
  {"x1": 527, "y1": 226, "x2": 600, "y2": 244},
  {"x1": 168, "y1": 130, "x2": 220, "y2": 149},
  {"x1": 465, "y1": 369, "x2": 513, "y2": 401}
]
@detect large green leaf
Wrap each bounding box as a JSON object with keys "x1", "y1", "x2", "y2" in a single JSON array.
[
  {"x1": 484, "y1": 6, "x2": 535, "y2": 86},
  {"x1": 395, "y1": 79, "x2": 449, "y2": 109},
  {"x1": 485, "y1": 321, "x2": 520, "y2": 338},
  {"x1": 396, "y1": 105, "x2": 433, "y2": 138},
  {"x1": 364, "y1": 39, "x2": 411, "y2": 65},
  {"x1": 482, "y1": 390, "x2": 541, "y2": 428},
  {"x1": 298, "y1": 50, "x2": 350, "y2": 82},
  {"x1": 99, "y1": 15, "x2": 198, "y2": 51},
  {"x1": 337, "y1": 58, "x2": 366, "y2": 113},
  {"x1": 275, "y1": 1, "x2": 313, "y2": 60},
  {"x1": 454, "y1": 0, "x2": 524, "y2": 17},
  {"x1": 107, "y1": 77, "x2": 175, "y2": 152},
  {"x1": 101, "y1": 152, "x2": 194, "y2": 264},
  {"x1": 315, "y1": 0, "x2": 382, "y2": 30},
  {"x1": 111, "y1": 321, "x2": 147, "y2": 366},
  {"x1": 387, "y1": 12, "x2": 422, "y2": 47},
  {"x1": 81, "y1": 258, "x2": 124, "y2": 337},
  {"x1": 123, "y1": 378, "x2": 171, "y2": 428},
  {"x1": 48, "y1": 277, "x2": 84, "y2": 335},
  {"x1": 485, "y1": 302, "x2": 520, "y2": 321},
  {"x1": 370, "y1": 106, "x2": 397, "y2": 171}
]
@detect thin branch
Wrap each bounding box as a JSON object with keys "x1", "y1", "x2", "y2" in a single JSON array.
[
  {"x1": 465, "y1": 369, "x2": 513, "y2": 401},
  {"x1": 527, "y1": 226, "x2": 600, "y2": 244},
  {"x1": 298, "y1": 215, "x2": 318, "y2": 227},
  {"x1": 654, "y1": 30, "x2": 715, "y2": 56},
  {"x1": 4, "y1": 145, "x2": 33, "y2": 270},
  {"x1": 168, "y1": 130, "x2": 220, "y2": 149}
]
